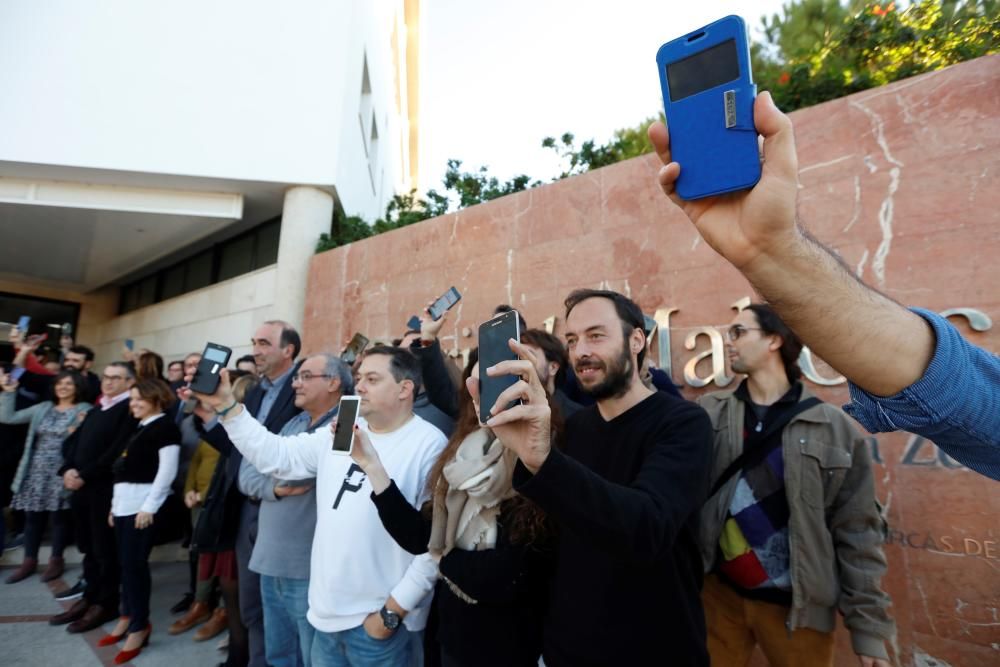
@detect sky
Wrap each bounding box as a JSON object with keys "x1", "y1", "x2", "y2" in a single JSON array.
[{"x1": 419, "y1": 0, "x2": 789, "y2": 194}]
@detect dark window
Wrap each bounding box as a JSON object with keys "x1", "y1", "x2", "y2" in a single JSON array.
[
  {"x1": 118, "y1": 217, "x2": 282, "y2": 314},
  {"x1": 218, "y1": 234, "x2": 254, "y2": 282},
  {"x1": 186, "y1": 250, "x2": 215, "y2": 292}
]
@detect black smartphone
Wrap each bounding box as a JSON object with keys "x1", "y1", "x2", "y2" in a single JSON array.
[
  {"x1": 428, "y1": 287, "x2": 462, "y2": 321},
  {"x1": 406, "y1": 315, "x2": 421, "y2": 331},
  {"x1": 189, "y1": 342, "x2": 232, "y2": 394},
  {"x1": 340, "y1": 333, "x2": 370, "y2": 366},
  {"x1": 643, "y1": 314, "x2": 657, "y2": 338},
  {"x1": 477, "y1": 310, "x2": 521, "y2": 424},
  {"x1": 61, "y1": 322, "x2": 73, "y2": 337},
  {"x1": 332, "y1": 396, "x2": 361, "y2": 454}
]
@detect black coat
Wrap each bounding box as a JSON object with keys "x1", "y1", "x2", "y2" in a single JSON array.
[{"x1": 192, "y1": 363, "x2": 302, "y2": 552}]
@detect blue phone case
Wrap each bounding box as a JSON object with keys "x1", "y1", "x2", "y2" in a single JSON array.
[{"x1": 656, "y1": 15, "x2": 760, "y2": 200}]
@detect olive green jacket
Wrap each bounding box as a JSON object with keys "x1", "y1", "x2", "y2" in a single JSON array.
[{"x1": 696, "y1": 385, "x2": 895, "y2": 660}]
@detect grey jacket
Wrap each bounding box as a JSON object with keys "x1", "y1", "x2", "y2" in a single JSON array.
[
  {"x1": 0, "y1": 392, "x2": 91, "y2": 495},
  {"x1": 696, "y1": 385, "x2": 895, "y2": 660}
]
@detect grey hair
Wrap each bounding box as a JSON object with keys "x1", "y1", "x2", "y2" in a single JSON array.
[{"x1": 313, "y1": 352, "x2": 354, "y2": 395}]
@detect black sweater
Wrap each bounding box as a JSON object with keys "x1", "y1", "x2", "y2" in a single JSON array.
[
  {"x1": 60, "y1": 399, "x2": 137, "y2": 488},
  {"x1": 371, "y1": 482, "x2": 551, "y2": 667},
  {"x1": 512, "y1": 391, "x2": 713, "y2": 667}
]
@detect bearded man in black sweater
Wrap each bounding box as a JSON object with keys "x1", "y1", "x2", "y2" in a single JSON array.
[{"x1": 477, "y1": 289, "x2": 713, "y2": 666}]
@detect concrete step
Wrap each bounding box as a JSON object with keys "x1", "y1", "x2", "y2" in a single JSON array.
[{"x1": 1, "y1": 541, "x2": 188, "y2": 566}]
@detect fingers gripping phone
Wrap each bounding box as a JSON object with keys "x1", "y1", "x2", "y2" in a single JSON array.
[
  {"x1": 477, "y1": 310, "x2": 521, "y2": 424},
  {"x1": 341, "y1": 333, "x2": 369, "y2": 366},
  {"x1": 190, "y1": 343, "x2": 232, "y2": 394},
  {"x1": 656, "y1": 15, "x2": 760, "y2": 200},
  {"x1": 428, "y1": 287, "x2": 462, "y2": 321},
  {"x1": 332, "y1": 396, "x2": 360, "y2": 454}
]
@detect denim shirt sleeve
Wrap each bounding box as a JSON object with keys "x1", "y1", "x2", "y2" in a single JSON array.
[{"x1": 842, "y1": 308, "x2": 1000, "y2": 481}]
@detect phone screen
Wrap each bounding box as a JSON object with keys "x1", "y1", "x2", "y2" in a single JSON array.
[
  {"x1": 125, "y1": 339, "x2": 135, "y2": 351},
  {"x1": 332, "y1": 397, "x2": 360, "y2": 453},
  {"x1": 17, "y1": 316, "x2": 30, "y2": 331},
  {"x1": 203, "y1": 347, "x2": 228, "y2": 363},
  {"x1": 477, "y1": 310, "x2": 521, "y2": 424},
  {"x1": 9, "y1": 367, "x2": 26, "y2": 383},
  {"x1": 341, "y1": 334, "x2": 369, "y2": 365},
  {"x1": 666, "y1": 38, "x2": 739, "y2": 102},
  {"x1": 428, "y1": 287, "x2": 462, "y2": 320}
]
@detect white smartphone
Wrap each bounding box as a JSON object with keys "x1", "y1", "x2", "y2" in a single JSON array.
[{"x1": 332, "y1": 396, "x2": 361, "y2": 455}]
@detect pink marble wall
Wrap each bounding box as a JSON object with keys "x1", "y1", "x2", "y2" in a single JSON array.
[{"x1": 304, "y1": 56, "x2": 1000, "y2": 666}]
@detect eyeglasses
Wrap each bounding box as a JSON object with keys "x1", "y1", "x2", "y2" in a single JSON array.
[
  {"x1": 101, "y1": 374, "x2": 127, "y2": 382},
  {"x1": 726, "y1": 325, "x2": 765, "y2": 342},
  {"x1": 292, "y1": 372, "x2": 332, "y2": 383}
]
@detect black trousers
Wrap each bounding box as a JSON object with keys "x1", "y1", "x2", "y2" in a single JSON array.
[
  {"x1": 22, "y1": 510, "x2": 68, "y2": 559},
  {"x1": 72, "y1": 485, "x2": 119, "y2": 609},
  {"x1": 114, "y1": 515, "x2": 155, "y2": 633}
]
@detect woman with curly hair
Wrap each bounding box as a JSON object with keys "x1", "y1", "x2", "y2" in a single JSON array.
[{"x1": 349, "y1": 348, "x2": 561, "y2": 667}]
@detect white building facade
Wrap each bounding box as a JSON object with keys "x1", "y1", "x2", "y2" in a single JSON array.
[{"x1": 0, "y1": 0, "x2": 422, "y2": 363}]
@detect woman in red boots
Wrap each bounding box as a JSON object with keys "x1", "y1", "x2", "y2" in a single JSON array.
[
  {"x1": 98, "y1": 378, "x2": 180, "y2": 664},
  {"x1": 0, "y1": 369, "x2": 91, "y2": 584}
]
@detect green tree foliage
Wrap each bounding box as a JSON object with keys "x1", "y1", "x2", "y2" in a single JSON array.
[
  {"x1": 756, "y1": 0, "x2": 1000, "y2": 111},
  {"x1": 541, "y1": 116, "x2": 662, "y2": 179}
]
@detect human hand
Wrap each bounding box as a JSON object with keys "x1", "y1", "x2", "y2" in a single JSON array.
[
  {"x1": 108, "y1": 511, "x2": 114, "y2": 528},
  {"x1": 135, "y1": 511, "x2": 154, "y2": 530},
  {"x1": 347, "y1": 422, "x2": 382, "y2": 472},
  {"x1": 420, "y1": 302, "x2": 449, "y2": 342},
  {"x1": 648, "y1": 91, "x2": 801, "y2": 272},
  {"x1": 63, "y1": 469, "x2": 84, "y2": 491},
  {"x1": 858, "y1": 656, "x2": 890, "y2": 667},
  {"x1": 362, "y1": 611, "x2": 396, "y2": 641},
  {"x1": 469, "y1": 340, "x2": 552, "y2": 473},
  {"x1": 181, "y1": 368, "x2": 235, "y2": 414},
  {"x1": 274, "y1": 483, "x2": 314, "y2": 498},
  {"x1": 184, "y1": 490, "x2": 202, "y2": 508}
]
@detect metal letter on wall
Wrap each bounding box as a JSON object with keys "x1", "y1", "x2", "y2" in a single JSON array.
[
  {"x1": 799, "y1": 347, "x2": 847, "y2": 386},
  {"x1": 684, "y1": 327, "x2": 733, "y2": 388},
  {"x1": 541, "y1": 315, "x2": 557, "y2": 334},
  {"x1": 731, "y1": 296, "x2": 751, "y2": 312},
  {"x1": 652, "y1": 307, "x2": 679, "y2": 380}
]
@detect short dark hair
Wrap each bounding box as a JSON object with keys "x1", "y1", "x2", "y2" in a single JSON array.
[
  {"x1": 54, "y1": 370, "x2": 88, "y2": 404},
  {"x1": 132, "y1": 378, "x2": 175, "y2": 411},
  {"x1": 745, "y1": 304, "x2": 803, "y2": 383},
  {"x1": 263, "y1": 320, "x2": 302, "y2": 359},
  {"x1": 520, "y1": 329, "x2": 570, "y2": 387},
  {"x1": 564, "y1": 289, "x2": 647, "y2": 367},
  {"x1": 236, "y1": 354, "x2": 256, "y2": 367},
  {"x1": 68, "y1": 345, "x2": 95, "y2": 362},
  {"x1": 361, "y1": 347, "x2": 422, "y2": 390},
  {"x1": 108, "y1": 361, "x2": 136, "y2": 380},
  {"x1": 493, "y1": 305, "x2": 527, "y2": 332},
  {"x1": 167, "y1": 360, "x2": 184, "y2": 371}
]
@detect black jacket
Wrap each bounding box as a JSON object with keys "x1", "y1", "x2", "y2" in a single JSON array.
[
  {"x1": 192, "y1": 364, "x2": 302, "y2": 552},
  {"x1": 60, "y1": 399, "x2": 138, "y2": 490},
  {"x1": 411, "y1": 340, "x2": 460, "y2": 419}
]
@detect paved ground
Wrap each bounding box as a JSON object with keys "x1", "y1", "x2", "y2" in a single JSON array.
[{"x1": 0, "y1": 558, "x2": 224, "y2": 667}]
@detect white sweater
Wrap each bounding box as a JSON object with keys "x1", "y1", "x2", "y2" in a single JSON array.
[{"x1": 221, "y1": 409, "x2": 446, "y2": 633}]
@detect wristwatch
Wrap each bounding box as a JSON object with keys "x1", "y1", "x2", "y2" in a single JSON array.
[{"x1": 379, "y1": 605, "x2": 401, "y2": 631}]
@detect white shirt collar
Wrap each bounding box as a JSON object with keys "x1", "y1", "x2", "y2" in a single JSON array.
[{"x1": 139, "y1": 413, "x2": 165, "y2": 427}]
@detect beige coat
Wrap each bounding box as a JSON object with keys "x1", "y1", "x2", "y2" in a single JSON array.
[{"x1": 696, "y1": 385, "x2": 895, "y2": 660}]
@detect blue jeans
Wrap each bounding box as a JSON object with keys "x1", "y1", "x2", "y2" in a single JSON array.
[
  {"x1": 311, "y1": 623, "x2": 414, "y2": 667},
  {"x1": 260, "y1": 574, "x2": 315, "y2": 667}
]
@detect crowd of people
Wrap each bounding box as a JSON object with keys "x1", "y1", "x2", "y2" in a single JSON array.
[{"x1": 1, "y1": 92, "x2": 996, "y2": 667}]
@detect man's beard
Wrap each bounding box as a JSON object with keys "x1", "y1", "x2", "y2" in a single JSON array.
[{"x1": 577, "y1": 340, "x2": 633, "y2": 401}]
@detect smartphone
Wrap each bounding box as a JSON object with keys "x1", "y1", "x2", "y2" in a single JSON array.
[
  {"x1": 16, "y1": 316, "x2": 30, "y2": 332},
  {"x1": 332, "y1": 396, "x2": 361, "y2": 454},
  {"x1": 125, "y1": 338, "x2": 134, "y2": 351},
  {"x1": 643, "y1": 314, "x2": 657, "y2": 338},
  {"x1": 7, "y1": 367, "x2": 26, "y2": 384},
  {"x1": 427, "y1": 287, "x2": 462, "y2": 321},
  {"x1": 340, "y1": 333, "x2": 369, "y2": 366},
  {"x1": 406, "y1": 315, "x2": 422, "y2": 332},
  {"x1": 61, "y1": 322, "x2": 73, "y2": 337},
  {"x1": 189, "y1": 342, "x2": 232, "y2": 395},
  {"x1": 656, "y1": 15, "x2": 760, "y2": 200},
  {"x1": 477, "y1": 309, "x2": 521, "y2": 425}
]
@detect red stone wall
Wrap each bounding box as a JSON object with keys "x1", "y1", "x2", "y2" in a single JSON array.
[{"x1": 303, "y1": 56, "x2": 1000, "y2": 666}]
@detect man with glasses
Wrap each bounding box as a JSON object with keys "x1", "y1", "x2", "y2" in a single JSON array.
[
  {"x1": 236, "y1": 352, "x2": 353, "y2": 667},
  {"x1": 50, "y1": 362, "x2": 137, "y2": 632},
  {"x1": 197, "y1": 320, "x2": 302, "y2": 667},
  {"x1": 696, "y1": 304, "x2": 894, "y2": 667}
]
